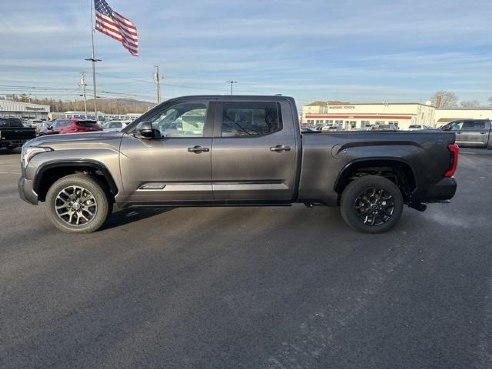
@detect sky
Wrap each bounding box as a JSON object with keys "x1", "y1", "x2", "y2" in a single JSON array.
[{"x1": 1, "y1": 0, "x2": 492, "y2": 107}]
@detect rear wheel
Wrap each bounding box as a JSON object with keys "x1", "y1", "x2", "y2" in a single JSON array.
[
  {"x1": 45, "y1": 174, "x2": 112, "y2": 233},
  {"x1": 340, "y1": 175, "x2": 403, "y2": 233}
]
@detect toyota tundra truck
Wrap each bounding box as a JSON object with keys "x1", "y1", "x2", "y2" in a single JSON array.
[
  {"x1": 0, "y1": 117, "x2": 36, "y2": 151},
  {"x1": 18, "y1": 95, "x2": 458, "y2": 233}
]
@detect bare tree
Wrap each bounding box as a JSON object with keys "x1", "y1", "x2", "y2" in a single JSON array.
[
  {"x1": 431, "y1": 91, "x2": 458, "y2": 108},
  {"x1": 459, "y1": 100, "x2": 481, "y2": 108}
]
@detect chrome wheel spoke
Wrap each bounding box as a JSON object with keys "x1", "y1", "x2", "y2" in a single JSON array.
[{"x1": 54, "y1": 185, "x2": 97, "y2": 226}]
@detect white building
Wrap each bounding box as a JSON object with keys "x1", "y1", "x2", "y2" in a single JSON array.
[
  {"x1": 0, "y1": 100, "x2": 50, "y2": 120},
  {"x1": 302, "y1": 101, "x2": 492, "y2": 130},
  {"x1": 434, "y1": 108, "x2": 492, "y2": 127}
]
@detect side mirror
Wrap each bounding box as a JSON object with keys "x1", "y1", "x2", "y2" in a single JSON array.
[
  {"x1": 47, "y1": 126, "x2": 53, "y2": 130},
  {"x1": 135, "y1": 121, "x2": 156, "y2": 139}
]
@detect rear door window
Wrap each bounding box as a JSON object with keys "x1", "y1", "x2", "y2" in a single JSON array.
[
  {"x1": 76, "y1": 120, "x2": 98, "y2": 127},
  {"x1": 462, "y1": 121, "x2": 485, "y2": 130},
  {"x1": 219, "y1": 102, "x2": 282, "y2": 137}
]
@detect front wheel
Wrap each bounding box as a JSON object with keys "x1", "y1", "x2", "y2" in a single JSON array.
[
  {"x1": 340, "y1": 175, "x2": 404, "y2": 233},
  {"x1": 45, "y1": 174, "x2": 112, "y2": 233}
]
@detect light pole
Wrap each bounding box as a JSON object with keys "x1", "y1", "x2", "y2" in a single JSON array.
[
  {"x1": 79, "y1": 72, "x2": 88, "y2": 118},
  {"x1": 226, "y1": 80, "x2": 237, "y2": 95},
  {"x1": 154, "y1": 65, "x2": 162, "y2": 104},
  {"x1": 85, "y1": 57, "x2": 101, "y2": 120}
]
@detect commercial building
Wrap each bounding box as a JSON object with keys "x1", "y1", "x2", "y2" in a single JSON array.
[
  {"x1": 0, "y1": 100, "x2": 50, "y2": 121},
  {"x1": 434, "y1": 108, "x2": 492, "y2": 127},
  {"x1": 50, "y1": 111, "x2": 141, "y2": 122},
  {"x1": 302, "y1": 101, "x2": 492, "y2": 130}
]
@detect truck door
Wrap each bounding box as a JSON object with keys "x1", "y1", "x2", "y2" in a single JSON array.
[
  {"x1": 211, "y1": 100, "x2": 299, "y2": 201},
  {"x1": 120, "y1": 99, "x2": 214, "y2": 202},
  {"x1": 452, "y1": 120, "x2": 489, "y2": 147}
]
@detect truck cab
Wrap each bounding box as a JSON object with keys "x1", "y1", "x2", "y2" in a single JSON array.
[{"x1": 441, "y1": 119, "x2": 492, "y2": 149}]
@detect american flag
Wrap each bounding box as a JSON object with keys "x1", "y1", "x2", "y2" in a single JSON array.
[{"x1": 94, "y1": 0, "x2": 139, "y2": 56}]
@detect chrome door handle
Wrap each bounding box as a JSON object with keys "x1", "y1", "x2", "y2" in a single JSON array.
[
  {"x1": 188, "y1": 145, "x2": 210, "y2": 153},
  {"x1": 270, "y1": 145, "x2": 291, "y2": 152}
]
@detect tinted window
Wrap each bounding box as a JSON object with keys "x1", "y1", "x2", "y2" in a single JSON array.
[
  {"x1": 8, "y1": 118, "x2": 23, "y2": 127},
  {"x1": 462, "y1": 121, "x2": 486, "y2": 130},
  {"x1": 76, "y1": 120, "x2": 98, "y2": 127},
  {"x1": 221, "y1": 102, "x2": 282, "y2": 137},
  {"x1": 53, "y1": 120, "x2": 71, "y2": 128},
  {"x1": 0, "y1": 118, "x2": 23, "y2": 127}
]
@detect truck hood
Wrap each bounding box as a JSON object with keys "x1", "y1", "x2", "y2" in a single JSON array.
[{"x1": 26, "y1": 131, "x2": 125, "y2": 148}]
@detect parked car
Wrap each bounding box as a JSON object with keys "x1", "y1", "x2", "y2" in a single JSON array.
[
  {"x1": 321, "y1": 124, "x2": 340, "y2": 132},
  {"x1": 440, "y1": 119, "x2": 492, "y2": 149},
  {"x1": 39, "y1": 119, "x2": 102, "y2": 136},
  {"x1": 300, "y1": 127, "x2": 320, "y2": 133},
  {"x1": 19, "y1": 95, "x2": 458, "y2": 234},
  {"x1": 101, "y1": 120, "x2": 131, "y2": 132},
  {"x1": 408, "y1": 124, "x2": 432, "y2": 130},
  {"x1": 371, "y1": 124, "x2": 399, "y2": 131},
  {"x1": 34, "y1": 122, "x2": 48, "y2": 136}
]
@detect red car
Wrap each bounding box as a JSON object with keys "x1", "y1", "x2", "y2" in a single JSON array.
[{"x1": 39, "y1": 119, "x2": 102, "y2": 136}]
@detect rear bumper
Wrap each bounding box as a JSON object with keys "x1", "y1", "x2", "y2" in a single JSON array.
[
  {"x1": 18, "y1": 176, "x2": 38, "y2": 205},
  {"x1": 417, "y1": 177, "x2": 457, "y2": 203}
]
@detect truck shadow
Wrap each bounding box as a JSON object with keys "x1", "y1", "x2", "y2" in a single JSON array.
[{"x1": 101, "y1": 207, "x2": 174, "y2": 230}]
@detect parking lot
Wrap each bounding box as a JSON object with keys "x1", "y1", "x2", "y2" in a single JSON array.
[{"x1": 1, "y1": 148, "x2": 491, "y2": 369}]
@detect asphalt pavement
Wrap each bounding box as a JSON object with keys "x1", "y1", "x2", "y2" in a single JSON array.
[{"x1": 0, "y1": 147, "x2": 491, "y2": 369}]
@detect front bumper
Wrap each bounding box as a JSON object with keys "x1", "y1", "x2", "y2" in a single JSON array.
[{"x1": 18, "y1": 176, "x2": 38, "y2": 205}]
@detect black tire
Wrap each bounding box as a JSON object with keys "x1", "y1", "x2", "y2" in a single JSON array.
[
  {"x1": 340, "y1": 175, "x2": 404, "y2": 233},
  {"x1": 45, "y1": 174, "x2": 112, "y2": 233}
]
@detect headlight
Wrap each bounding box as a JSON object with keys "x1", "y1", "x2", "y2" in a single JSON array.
[{"x1": 21, "y1": 146, "x2": 53, "y2": 168}]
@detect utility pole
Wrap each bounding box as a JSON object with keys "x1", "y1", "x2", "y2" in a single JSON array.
[
  {"x1": 79, "y1": 72, "x2": 88, "y2": 118},
  {"x1": 154, "y1": 65, "x2": 161, "y2": 104},
  {"x1": 85, "y1": 56, "x2": 101, "y2": 120},
  {"x1": 226, "y1": 80, "x2": 237, "y2": 95},
  {"x1": 86, "y1": 3, "x2": 101, "y2": 120}
]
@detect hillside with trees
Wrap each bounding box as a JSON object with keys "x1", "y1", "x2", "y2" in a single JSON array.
[{"x1": 1, "y1": 94, "x2": 155, "y2": 114}]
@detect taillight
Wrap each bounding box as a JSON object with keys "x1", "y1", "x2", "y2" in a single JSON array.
[{"x1": 444, "y1": 144, "x2": 459, "y2": 177}]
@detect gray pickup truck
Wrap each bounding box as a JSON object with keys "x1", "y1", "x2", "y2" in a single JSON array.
[
  {"x1": 440, "y1": 119, "x2": 492, "y2": 149},
  {"x1": 19, "y1": 95, "x2": 458, "y2": 234}
]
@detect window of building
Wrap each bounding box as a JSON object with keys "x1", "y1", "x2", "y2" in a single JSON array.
[{"x1": 361, "y1": 120, "x2": 370, "y2": 128}]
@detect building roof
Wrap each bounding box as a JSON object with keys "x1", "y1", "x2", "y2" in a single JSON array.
[{"x1": 306, "y1": 101, "x2": 434, "y2": 107}]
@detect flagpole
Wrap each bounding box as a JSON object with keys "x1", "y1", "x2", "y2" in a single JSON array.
[{"x1": 85, "y1": 0, "x2": 101, "y2": 121}]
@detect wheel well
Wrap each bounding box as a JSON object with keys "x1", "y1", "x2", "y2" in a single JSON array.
[
  {"x1": 36, "y1": 165, "x2": 117, "y2": 202},
  {"x1": 335, "y1": 160, "x2": 416, "y2": 202}
]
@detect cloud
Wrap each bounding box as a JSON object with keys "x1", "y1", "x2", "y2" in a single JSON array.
[{"x1": 1, "y1": 0, "x2": 491, "y2": 104}]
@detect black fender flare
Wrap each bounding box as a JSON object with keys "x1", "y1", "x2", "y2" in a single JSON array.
[
  {"x1": 334, "y1": 158, "x2": 416, "y2": 195},
  {"x1": 33, "y1": 159, "x2": 119, "y2": 197}
]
